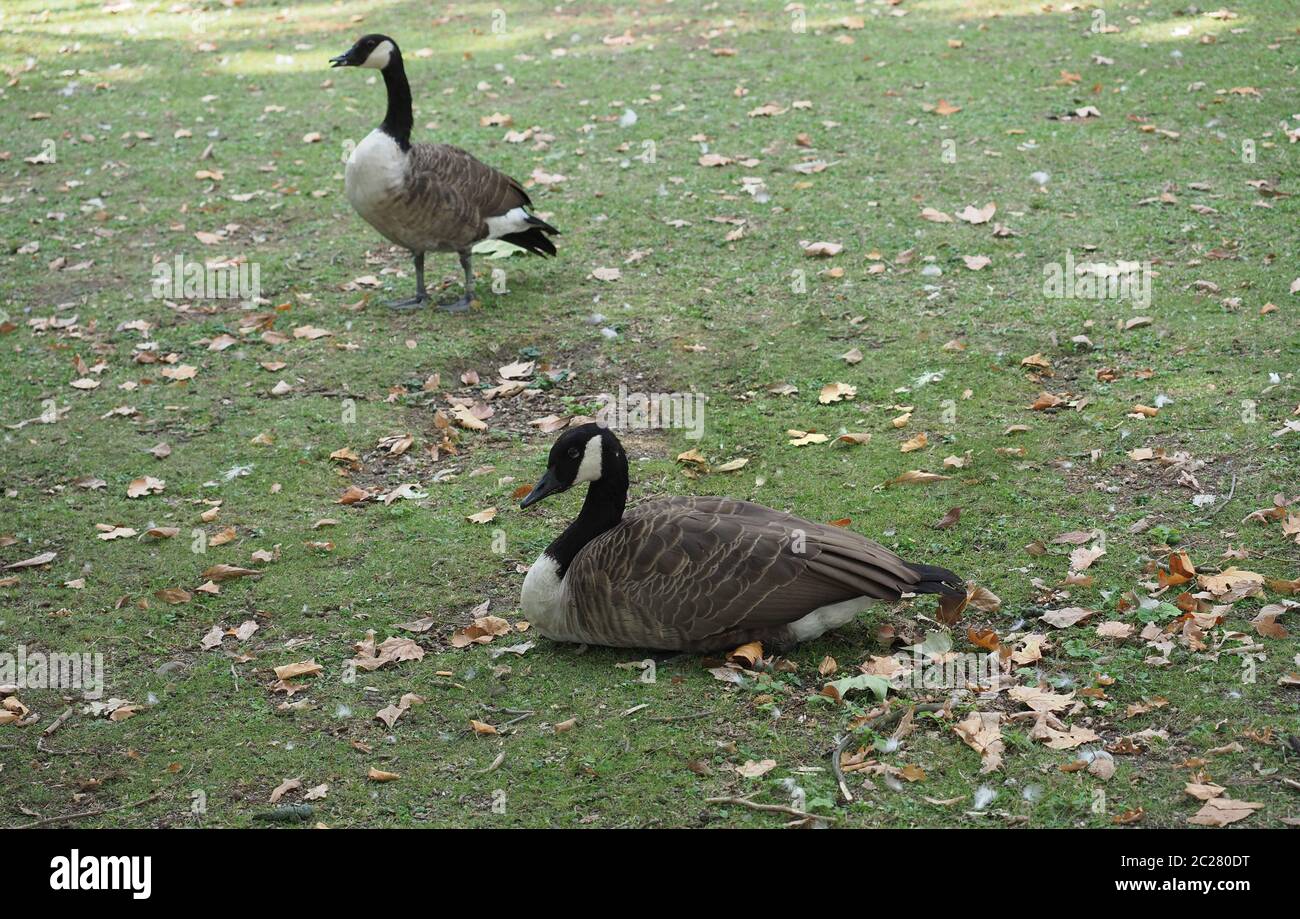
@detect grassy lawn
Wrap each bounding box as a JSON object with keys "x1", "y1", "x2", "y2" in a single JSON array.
[{"x1": 1, "y1": 0, "x2": 1297, "y2": 829}]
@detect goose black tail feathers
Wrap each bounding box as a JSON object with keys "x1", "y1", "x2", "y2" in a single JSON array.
[
  {"x1": 525, "y1": 213, "x2": 560, "y2": 235},
  {"x1": 500, "y1": 226, "x2": 558, "y2": 257},
  {"x1": 907, "y1": 562, "x2": 966, "y2": 598}
]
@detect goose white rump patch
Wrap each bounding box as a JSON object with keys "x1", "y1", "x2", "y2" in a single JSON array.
[
  {"x1": 485, "y1": 207, "x2": 533, "y2": 239},
  {"x1": 789, "y1": 596, "x2": 873, "y2": 642}
]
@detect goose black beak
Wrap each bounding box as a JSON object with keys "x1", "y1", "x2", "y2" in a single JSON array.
[
  {"x1": 329, "y1": 53, "x2": 352, "y2": 68},
  {"x1": 520, "y1": 469, "x2": 564, "y2": 509}
]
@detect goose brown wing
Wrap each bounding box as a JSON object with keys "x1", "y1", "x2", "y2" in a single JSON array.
[
  {"x1": 404, "y1": 143, "x2": 532, "y2": 247},
  {"x1": 562, "y1": 497, "x2": 930, "y2": 648}
]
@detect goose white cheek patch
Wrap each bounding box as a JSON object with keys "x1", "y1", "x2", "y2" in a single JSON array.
[
  {"x1": 574, "y1": 436, "x2": 603, "y2": 483},
  {"x1": 361, "y1": 40, "x2": 394, "y2": 69}
]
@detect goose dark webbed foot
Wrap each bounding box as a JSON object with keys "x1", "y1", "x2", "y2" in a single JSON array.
[
  {"x1": 438, "y1": 295, "x2": 475, "y2": 314},
  {"x1": 385, "y1": 293, "x2": 429, "y2": 311}
]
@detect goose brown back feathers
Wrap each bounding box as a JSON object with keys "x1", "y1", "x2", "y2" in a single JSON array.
[{"x1": 400, "y1": 143, "x2": 538, "y2": 251}]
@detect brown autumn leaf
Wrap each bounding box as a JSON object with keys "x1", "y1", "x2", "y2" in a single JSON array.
[
  {"x1": 801, "y1": 241, "x2": 843, "y2": 258},
  {"x1": 955, "y1": 202, "x2": 996, "y2": 224},
  {"x1": 1069, "y1": 545, "x2": 1105, "y2": 571},
  {"x1": 350, "y1": 632, "x2": 425, "y2": 671},
  {"x1": 936, "y1": 592, "x2": 968, "y2": 626},
  {"x1": 338, "y1": 485, "x2": 372, "y2": 505},
  {"x1": 450, "y1": 615, "x2": 512, "y2": 648},
  {"x1": 1185, "y1": 782, "x2": 1226, "y2": 802},
  {"x1": 1198, "y1": 567, "x2": 1265, "y2": 596},
  {"x1": 1251, "y1": 605, "x2": 1290, "y2": 639},
  {"x1": 900, "y1": 432, "x2": 928, "y2": 453},
  {"x1": 966, "y1": 585, "x2": 1002, "y2": 613},
  {"x1": 727, "y1": 641, "x2": 763, "y2": 669},
  {"x1": 269, "y1": 778, "x2": 302, "y2": 803},
  {"x1": 126, "y1": 476, "x2": 166, "y2": 498},
  {"x1": 1160, "y1": 550, "x2": 1197, "y2": 586},
  {"x1": 1041, "y1": 607, "x2": 1095, "y2": 628},
  {"x1": 735, "y1": 759, "x2": 777, "y2": 778},
  {"x1": 818, "y1": 382, "x2": 856, "y2": 404},
  {"x1": 886, "y1": 470, "x2": 951, "y2": 486},
  {"x1": 274, "y1": 660, "x2": 322, "y2": 681},
  {"x1": 933, "y1": 507, "x2": 961, "y2": 530},
  {"x1": 1187, "y1": 797, "x2": 1263, "y2": 827},
  {"x1": 450, "y1": 404, "x2": 488, "y2": 432},
  {"x1": 5, "y1": 551, "x2": 57, "y2": 570},
  {"x1": 1009, "y1": 686, "x2": 1075, "y2": 713},
  {"x1": 201, "y1": 564, "x2": 260, "y2": 582},
  {"x1": 953, "y1": 711, "x2": 1004, "y2": 773}
]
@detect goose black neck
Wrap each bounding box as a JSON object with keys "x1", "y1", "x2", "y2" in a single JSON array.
[
  {"x1": 545, "y1": 459, "x2": 629, "y2": 579},
  {"x1": 378, "y1": 52, "x2": 412, "y2": 150}
]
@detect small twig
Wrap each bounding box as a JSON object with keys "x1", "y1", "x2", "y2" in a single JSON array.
[
  {"x1": 1209, "y1": 475, "x2": 1237, "y2": 517},
  {"x1": 11, "y1": 789, "x2": 165, "y2": 829},
  {"x1": 705, "y1": 796, "x2": 838, "y2": 824},
  {"x1": 478, "y1": 751, "x2": 506, "y2": 774},
  {"x1": 42, "y1": 707, "x2": 73, "y2": 737},
  {"x1": 36, "y1": 736, "x2": 98, "y2": 756}
]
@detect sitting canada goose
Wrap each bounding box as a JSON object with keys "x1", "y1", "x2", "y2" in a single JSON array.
[
  {"x1": 329, "y1": 34, "x2": 559, "y2": 312},
  {"x1": 519, "y1": 424, "x2": 966, "y2": 652}
]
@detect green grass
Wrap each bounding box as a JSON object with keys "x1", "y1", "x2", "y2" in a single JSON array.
[{"x1": 1, "y1": 0, "x2": 1297, "y2": 828}]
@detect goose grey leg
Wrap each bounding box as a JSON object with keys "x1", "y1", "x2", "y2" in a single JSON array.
[
  {"x1": 386, "y1": 251, "x2": 429, "y2": 310},
  {"x1": 438, "y1": 250, "x2": 475, "y2": 313}
]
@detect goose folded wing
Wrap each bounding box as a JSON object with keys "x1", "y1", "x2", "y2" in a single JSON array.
[
  {"x1": 406, "y1": 143, "x2": 532, "y2": 242},
  {"x1": 564, "y1": 498, "x2": 927, "y2": 648}
]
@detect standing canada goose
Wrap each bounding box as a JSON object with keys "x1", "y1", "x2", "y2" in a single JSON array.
[
  {"x1": 329, "y1": 34, "x2": 559, "y2": 312},
  {"x1": 519, "y1": 424, "x2": 967, "y2": 652}
]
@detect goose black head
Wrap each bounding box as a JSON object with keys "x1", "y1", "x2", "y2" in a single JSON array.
[
  {"x1": 330, "y1": 34, "x2": 400, "y2": 70},
  {"x1": 520, "y1": 423, "x2": 624, "y2": 509}
]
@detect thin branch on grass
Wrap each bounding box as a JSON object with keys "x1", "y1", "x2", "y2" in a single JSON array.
[
  {"x1": 11, "y1": 789, "x2": 165, "y2": 830},
  {"x1": 42, "y1": 707, "x2": 73, "y2": 737},
  {"x1": 704, "y1": 796, "x2": 838, "y2": 824},
  {"x1": 1208, "y1": 475, "x2": 1238, "y2": 517}
]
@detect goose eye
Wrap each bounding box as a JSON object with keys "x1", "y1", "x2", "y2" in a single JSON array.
[{"x1": 567, "y1": 447, "x2": 580, "y2": 459}]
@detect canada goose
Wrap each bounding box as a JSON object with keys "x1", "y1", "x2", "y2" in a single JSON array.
[
  {"x1": 329, "y1": 34, "x2": 559, "y2": 312},
  {"x1": 519, "y1": 424, "x2": 967, "y2": 652}
]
